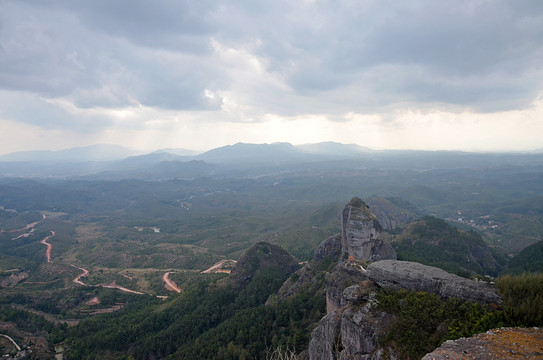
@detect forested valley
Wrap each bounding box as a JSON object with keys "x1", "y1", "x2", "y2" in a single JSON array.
[{"x1": 1, "y1": 145, "x2": 542, "y2": 359}]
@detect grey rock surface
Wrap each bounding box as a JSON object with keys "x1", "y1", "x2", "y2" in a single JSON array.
[
  {"x1": 366, "y1": 260, "x2": 501, "y2": 304},
  {"x1": 340, "y1": 198, "x2": 396, "y2": 262},
  {"x1": 314, "y1": 234, "x2": 342, "y2": 262},
  {"x1": 308, "y1": 311, "x2": 342, "y2": 360},
  {"x1": 326, "y1": 263, "x2": 368, "y2": 313},
  {"x1": 309, "y1": 303, "x2": 398, "y2": 360},
  {"x1": 343, "y1": 280, "x2": 378, "y2": 305}
]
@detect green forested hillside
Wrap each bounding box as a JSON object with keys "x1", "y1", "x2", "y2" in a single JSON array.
[
  {"x1": 64, "y1": 242, "x2": 326, "y2": 360},
  {"x1": 506, "y1": 240, "x2": 543, "y2": 274},
  {"x1": 392, "y1": 216, "x2": 504, "y2": 276}
]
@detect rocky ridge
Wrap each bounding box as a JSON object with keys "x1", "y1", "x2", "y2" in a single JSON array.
[{"x1": 301, "y1": 197, "x2": 504, "y2": 360}]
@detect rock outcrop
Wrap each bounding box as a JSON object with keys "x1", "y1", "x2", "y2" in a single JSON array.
[
  {"x1": 314, "y1": 234, "x2": 342, "y2": 262},
  {"x1": 308, "y1": 277, "x2": 398, "y2": 360},
  {"x1": 340, "y1": 197, "x2": 396, "y2": 262},
  {"x1": 274, "y1": 234, "x2": 341, "y2": 302},
  {"x1": 325, "y1": 263, "x2": 367, "y2": 313},
  {"x1": 290, "y1": 198, "x2": 505, "y2": 360},
  {"x1": 366, "y1": 260, "x2": 501, "y2": 305},
  {"x1": 422, "y1": 327, "x2": 543, "y2": 360}
]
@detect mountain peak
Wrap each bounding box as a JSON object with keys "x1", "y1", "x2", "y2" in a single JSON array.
[{"x1": 228, "y1": 242, "x2": 299, "y2": 289}]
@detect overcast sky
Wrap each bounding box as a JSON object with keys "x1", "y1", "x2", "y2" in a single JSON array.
[{"x1": 1, "y1": 0, "x2": 543, "y2": 154}]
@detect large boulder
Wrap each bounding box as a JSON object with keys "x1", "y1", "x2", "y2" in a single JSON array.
[
  {"x1": 340, "y1": 197, "x2": 396, "y2": 262},
  {"x1": 366, "y1": 260, "x2": 501, "y2": 305}
]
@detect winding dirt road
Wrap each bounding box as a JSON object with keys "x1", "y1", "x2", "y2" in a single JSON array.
[
  {"x1": 40, "y1": 231, "x2": 55, "y2": 262},
  {"x1": 71, "y1": 265, "x2": 89, "y2": 286},
  {"x1": 163, "y1": 272, "x2": 182, "y2": 293},
  {"x1": 201, "y1": 259, "x2": 236, "y2": 274},
  {"x1": 71, "y1": 265, "x2": 144, "y2": 294},
  {"x1": 102, "y1": 282, "x2": 144, "y2": 295}
]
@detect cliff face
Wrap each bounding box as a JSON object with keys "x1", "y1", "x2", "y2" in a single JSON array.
[
  {"x1": 280, "y1": 197, "x2": 505, "y2": 360},
  {"x1": 340, "y1": 197, "x2": 396, "y2": 262},
  {"x1": 276, "y1": 198, "x2": 395, "y2": 303},
  {"x1": 308, "y1": 275, "x2": 398, "y2": 360},
  {"x1": 325, "y1": 263, "x2": 367, "y2": 313},
  {"x1": 306, "y1": 199, "x2": 501, "y2": 360},
  {"x1": 308, "y1": 259, "x2": 502, "y2": 360}
]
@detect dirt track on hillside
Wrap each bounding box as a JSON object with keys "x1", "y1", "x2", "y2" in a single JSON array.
[
  {"x1": 40, "y1": 231, "x2": 55, "y2": 262},
  {"x1": 163, "y1": 272, "x2": 182, "y2": 293}
]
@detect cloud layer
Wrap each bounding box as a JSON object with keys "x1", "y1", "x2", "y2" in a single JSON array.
[{"x1": 1, "y1": 0, "x2": 542, "y2": 152}]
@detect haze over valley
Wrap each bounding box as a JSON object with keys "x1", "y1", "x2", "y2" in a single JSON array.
[
  {"x1": 2, "y1": 0, "x2": 543, "y2": 358},
  {"x1": 1, "y1": 143, "x2": 542, "y2": 358}
]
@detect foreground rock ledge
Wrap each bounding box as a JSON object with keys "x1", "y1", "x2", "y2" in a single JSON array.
[
  {"x1": 422, "y1": 327, "x2": 543, "y2": 360},
  {"x1": 366, "y1": 260, "x2": 501, "y2": 305}
]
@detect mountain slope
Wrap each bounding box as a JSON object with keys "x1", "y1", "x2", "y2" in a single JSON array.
[
  {"x1": 296, "y1": 141, "x2": 372, "y2": 156},
  {"x1": 392, "y1": 216, "x2": 502, "y2": 276},
  {"x1": 196, "y1": 142, "x2": 310, "y2": 164},
  {"x1": 506, "y1": 240, "x2": 543, "y2": 274}
]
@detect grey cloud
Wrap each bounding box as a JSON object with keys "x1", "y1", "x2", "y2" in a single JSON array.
[
  {"x1": 0, "y1": 0, "x2": 222, "y2": 114},
  {"x1": 63, "y1": 0, "x2": 216, "y2": 52},
  {"x1": 243, "y1": 0, "x2": 543, "y2": 112},
  {"x1": 0, "y1": 91, "x2": 113, "y2": 131},
  {"x1": 1, "y1": 0, "x2": 543, "y2": 128}
]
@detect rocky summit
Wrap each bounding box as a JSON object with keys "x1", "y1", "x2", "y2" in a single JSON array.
[
  {"x1": 305, "y1": 199, "x2": 508, "y2": 360},
  {"x1": 340, "y1": 197, "x2": 396, "y2": 262}
]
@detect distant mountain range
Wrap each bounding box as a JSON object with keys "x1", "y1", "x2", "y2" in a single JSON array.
[
  {"x1": 0, "y1": 141, "x2": 369, "y2": 163},
  {"x1": 3, "y1": 142, "x2": 543, "y2": 165},
  {"x1": 0, "y1": 144, "x2": 142, "y2": 162},
  {"x1": 1, "y1": 142, "x2": 543, "y2": 179}
]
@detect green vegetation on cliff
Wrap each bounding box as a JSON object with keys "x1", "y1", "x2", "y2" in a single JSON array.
[
  {"x1": 392, "y1": 216, "x2": 502, "y2": 276},
  {"x1": 496, "y1": 273, "x2": 543, "y2": 327},
  {"x1": 377, "y1": 289, "x2": 504, "y2": 359}
]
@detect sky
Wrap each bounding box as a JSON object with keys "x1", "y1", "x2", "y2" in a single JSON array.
[{"x1": 1, "y1": 0, "x2": 543, "y2": 155}]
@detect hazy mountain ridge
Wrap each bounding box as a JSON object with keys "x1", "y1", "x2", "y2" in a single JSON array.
[
  {"x1": 0, "y1": 144, "x2": 141, "y2": 162},
  {"x1": 0, "y1": 142, "x2": 543, "y2": 180}
]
